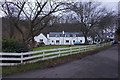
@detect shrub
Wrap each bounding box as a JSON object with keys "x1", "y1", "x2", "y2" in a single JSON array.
[
  {"x1": 37, "y1": 42, "x2": 45, "y2": 47},
  {"x1": 2, "y1": 38, "x2": 29, "y2": 53}
]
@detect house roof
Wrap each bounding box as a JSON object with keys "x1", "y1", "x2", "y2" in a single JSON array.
[
  {"x1": 49, "y1": 31, "x2": 83, "y2": 37},
  {"x1": 40, "y1": 23, "x2": 82, "y2": 36},
  {"x1": 49, "y1": 32, "x2": 82, "y2": 34}
]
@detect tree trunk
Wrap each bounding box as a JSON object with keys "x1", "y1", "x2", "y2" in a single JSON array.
[
  {"x1": 32, "y1": 37, "x2": 35, "y2": 48},
  {"x1": 9, "y1": 25, "x2": 14, "y2": 39},
  {"x1": 84, "y1": 35, "x2": 88, "y2": 44},
  {"x1": 9, "y1": 19, "x2": 14, "y2": 39},
  {"x1": 29, "y1": 24, "x2": 36, "y2": 50}
]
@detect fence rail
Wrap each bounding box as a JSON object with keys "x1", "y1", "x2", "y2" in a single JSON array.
[{"x1": 0, "y1": 42, "x2": 112, "y2": 66}]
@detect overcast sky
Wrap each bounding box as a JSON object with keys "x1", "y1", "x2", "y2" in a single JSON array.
[{"x1": 68, "y1": 0, "x2": 119, "y2": 12}]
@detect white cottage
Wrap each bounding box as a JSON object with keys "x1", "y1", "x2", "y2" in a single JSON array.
[
  {"x1": 34, "y1": 33, "x2": 48, "y2": 45},
  {"x1": 34, "y1": 31, "x2": 85, "y2": 45}
]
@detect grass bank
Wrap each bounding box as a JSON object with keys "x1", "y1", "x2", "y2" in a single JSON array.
[{"x1": 2, "y1": 45, "x2": 112, "y2": 76}]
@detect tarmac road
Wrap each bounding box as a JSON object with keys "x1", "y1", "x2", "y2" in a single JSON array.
[{"x1": 5, "y1": 45, "x2": 119, "y2": 78}]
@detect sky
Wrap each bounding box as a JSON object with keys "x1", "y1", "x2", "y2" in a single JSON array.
[
  {"x1": 65, "y1": 0, "x2": 119, "y2": 12},
  {"x1": 102, "y1": 2, "x2": 118, "y2": 12}
]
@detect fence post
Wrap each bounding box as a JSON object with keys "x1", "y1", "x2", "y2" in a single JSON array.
[
  {"x1": 89, "y1": 45, "x2": 92, "y2": 50},
  {"x1": 79, "y1": 46, "x2": 81, "y2": 52},
  {"x1": 104, "y1": 43, "x2": 105, "y2": 47},
  {"x1": 21, "y1": 53, "x2": 23, "y2": 63},
  {"x1": 59, "y1": 49, "x2": 61, "y2": 57},
  {"x1": 102, "y1": 43, "x2": 104, "y2": 47},
  {"x1": 105, "y1": 43, "x2": 106, "y2": 47},
  {"x1": 85, "y1": 46, "x2": 87, "y2": 51},
  {"x1": 103, "y1": 43, "x2": 104, "y2": 47},
  {"x1": 43, "y1": 51, "x2": 45, "y2": 60},
  {"x1": 70, "y1": 47, "x2": 72, "y2": 54},
  {"x1": 82, "y1": 46, "x2": 85, "y2": 52},
  {"x1": 99, "y1": 44, "x2": 101, "y2": 48}
]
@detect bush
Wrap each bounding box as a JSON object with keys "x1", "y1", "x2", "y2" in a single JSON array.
[
  {"x1": 2, "y1": 39, "x2": 29, "y2": 53},
  {"x1": 36, "y1": 42, "x2": 45, "y2": 47}
]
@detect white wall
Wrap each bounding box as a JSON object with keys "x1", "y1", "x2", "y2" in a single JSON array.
[
  {"x1": 34, "y1": 33, "x2": 48, "y2": 45},
  {"x1": 48, "y1": 37, "x2": 85, "y2": 45}
]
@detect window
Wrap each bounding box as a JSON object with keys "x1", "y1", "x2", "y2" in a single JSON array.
[
  {"x1": 73, "y1": 35, "x2": 76, "y2": 37},
  {"x1": 70, "y1": 34, "x2": 73, "y2": 37},
  {"x1": 60, "y1": 34, "x2": 64, "y2": 37},
  {"x1": 55, "y1": 35, "x2": 60, "y2": 37},
  {"x1": 65, "y1": 34, "x2": 70, "y2": 37},
  {"x1": 97, "y1": 39, "x2": 100, "y2": 42},
  {"x1": 66, "y1": 40, "x2": 69, "y2": 43},
  {"x1": 95, "y1": 39, "x2": 100, "y2": 42},
  {"x1": 110, "y1": 35, "x2": 113, "y2": 37},
  {"x1": 80, "y1": 40, "x2": 82, "y2": 42},
  {"x1": 95, "y1": 39, "x2": 97, "y2": 42},
  {"x1": 52, "y1": 40, "x2": 54, "y2": 43},
  {"x1": 73, "y1": 40, "x2": 75, "y2": 43},
  {"x1": 40, "y1": 39, "x2": 43, "y2": 42},
  {"x1": 56, "y1": 40, "x2": 59, "y2": 43}
]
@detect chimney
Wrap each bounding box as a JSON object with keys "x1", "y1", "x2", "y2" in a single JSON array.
[
  {"x1": 62, "y1": 31, "x2": 64, "y2": 34},
  {"x1": 47, "y1": 34, "x2": 49, "y2": 38}
]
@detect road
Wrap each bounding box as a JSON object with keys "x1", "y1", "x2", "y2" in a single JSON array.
[{"x1": 5, "y1": 45, "x2": 118, "y2": 78}]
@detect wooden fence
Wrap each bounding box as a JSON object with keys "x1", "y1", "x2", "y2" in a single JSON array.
[{"x1": 0, "y1": 42, "x2": 112, "y2": 66}]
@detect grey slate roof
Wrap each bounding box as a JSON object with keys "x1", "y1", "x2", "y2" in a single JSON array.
[{"x1": 49, "y1": 32, "x2": 83, "y2": 37}]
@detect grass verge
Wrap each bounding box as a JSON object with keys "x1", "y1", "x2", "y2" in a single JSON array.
[
  {"x1": 2, "y1": 45, "x2": 112, "y2": 76},
  {"x1": 33, "y1": 45, "x2": 73, "y2": 51}
]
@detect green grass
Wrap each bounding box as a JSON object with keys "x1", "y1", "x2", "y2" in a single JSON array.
[
  {"x1": 2, "y1": 45, "x2": 112, "y2": 76},
  {"x1": 33, "y1": 45, "x2": 73, "y2": 51}
]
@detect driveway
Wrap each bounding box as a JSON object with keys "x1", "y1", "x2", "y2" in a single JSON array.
[{"x1": 5, "y1": 45, "x2": 118, "y2": 78}]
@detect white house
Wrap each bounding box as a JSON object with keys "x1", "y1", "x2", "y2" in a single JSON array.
[
  {"x1": 87, "y1": 31, "x2": 115, "y2": 44},
  {"x1": 34, "y1": 33, "x2": 48, "y2": 45},
  {"x1": 34, "y1": 31, "x2": 85, "y2": 45}
]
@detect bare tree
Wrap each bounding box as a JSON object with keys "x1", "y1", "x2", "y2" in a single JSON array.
[
  {"x1": 62, "y1": 2, "x2": 111, "y2": 44},
  {"x1": 1, "y1": 0, "x2": 26, "y2": 39},
  {"x1": 1, "y1": 0, "x2": 64, "y2": 49}
]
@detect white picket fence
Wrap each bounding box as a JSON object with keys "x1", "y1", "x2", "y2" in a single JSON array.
[{"x1": 0, "y1": 42, "x2": 112, "y2": 66}]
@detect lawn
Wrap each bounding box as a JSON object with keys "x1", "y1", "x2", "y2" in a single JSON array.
[{"x1": 33, "y1": 45, "x2": 75, "y2": 51}]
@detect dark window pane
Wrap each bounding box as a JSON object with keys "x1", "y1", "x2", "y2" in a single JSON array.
[
  {"x1": 40, "y1": 39, "x2": 43, "y2": 42},
  {"x1": 73, "y1": 40, "x2": 75, "y2": 42},
  {"x1": 80, "y1": 40, "x2": 82, "y2": 42},
  {"x1": 66, "y1": 40, "x2": 69, "y2": 43},
  {"x1": 56, "y1": 40, "x2": 59, "y2": 43}
]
